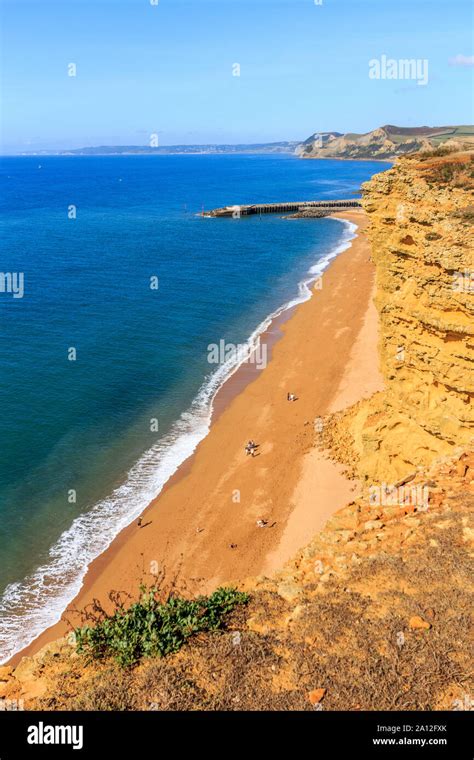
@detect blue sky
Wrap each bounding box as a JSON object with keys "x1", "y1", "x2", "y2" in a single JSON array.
[{"x1": 1, "y1": 0, "x2": 473, "y2": 152}]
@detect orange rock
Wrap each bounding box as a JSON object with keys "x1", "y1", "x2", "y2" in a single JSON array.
[
  {"x1": 308, "y1": 688, "x2": 326, "y2": 705},
  {"x1": 0, "y1": 665, "x2": 13, "y2": 681},
  {"x1": 409, "y1": 615, "x2": 431, "y2": 630}
]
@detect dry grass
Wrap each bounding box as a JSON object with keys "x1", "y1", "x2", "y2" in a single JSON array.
[{"x1": 421, "y1": 154, "x2": 474, "y2": 189}]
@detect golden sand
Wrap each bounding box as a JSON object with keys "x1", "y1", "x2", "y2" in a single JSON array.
[{"x1": 13, "y1": 209, "x2": 383, "y2": 663}]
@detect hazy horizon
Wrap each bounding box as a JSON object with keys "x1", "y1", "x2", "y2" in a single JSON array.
[{"x1": 5, "y1": 127, "x2": 474, "y2": 157}]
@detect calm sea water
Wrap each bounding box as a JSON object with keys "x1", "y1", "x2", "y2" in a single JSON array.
[{"x1": 0, "y1": 154, "x2": 386, "y2": 660}]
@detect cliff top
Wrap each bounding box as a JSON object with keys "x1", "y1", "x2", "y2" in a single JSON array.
[{"x1": 298, "y1": 125, "x2": 474, "y2": 160}]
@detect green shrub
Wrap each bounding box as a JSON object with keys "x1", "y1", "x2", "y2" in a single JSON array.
[{"x1": 74, "y1": 586, "x2": 248, "y2": 667}]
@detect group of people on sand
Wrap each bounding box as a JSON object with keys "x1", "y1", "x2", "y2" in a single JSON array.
[
  {"x1": 244, "y1": 391, "x2": 298, "y2": 458},
  {"x1": 138, "y1": 390, "x2": 299, "y2": 532},
  {"x1": 245, "y1": 439, "x2": 258, "y2": 457}
]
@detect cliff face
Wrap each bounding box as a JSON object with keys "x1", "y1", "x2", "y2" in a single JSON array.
[
  {"x1": 326, "y1": 152, "x2": 474, "y2": 482},
  {"x1": 297, "y1": 125, "x2": 474, "y2": 160}
]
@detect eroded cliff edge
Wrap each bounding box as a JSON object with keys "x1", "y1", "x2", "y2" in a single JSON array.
[{"x1": 323, "y1": 151, "x2": 473, "y2": 482}]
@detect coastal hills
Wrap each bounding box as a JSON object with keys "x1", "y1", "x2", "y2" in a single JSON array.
[
  {"x1": 297, "y1": 125, "x2": 474, "y2": 160},
  {"x1": 27, "y1": 126, "x2": 474, "y2": 160},
  {"x1": 32, "y1": 141, "x2": 300, "y2": 156}
]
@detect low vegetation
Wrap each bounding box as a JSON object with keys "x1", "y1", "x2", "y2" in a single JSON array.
[
  {"x1": 423, "y1": 154, "x2": 474, "y2": 189},
  {"x1": 453, "y1": 205, "x2": 474, "y2": 224},
  {"x1": 416, "y1": 145, "x2": 457, "y2": 160},
  {"x1": 74, "y1": 585, "x2": 249, "y2": 667},
  {"x1": 15, "y1": 453, "x2": 473, "y2": 711},
  {"x1": 51, "y1": 495, "x2": 473, "y2": 710}
]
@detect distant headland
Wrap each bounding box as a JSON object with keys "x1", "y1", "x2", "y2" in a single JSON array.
[
  {"x1": 14, "y1": 125, "x2": 474, "y2": 160},
  {"x1": 297, "y1": 124, "x2": 474, "y2": 160}
]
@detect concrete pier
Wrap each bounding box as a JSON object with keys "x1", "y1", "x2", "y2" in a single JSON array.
[{"x1": 203, "y1": 199, "x2": 361, "y2": 217}]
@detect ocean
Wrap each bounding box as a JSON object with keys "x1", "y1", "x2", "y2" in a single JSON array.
[{"x1": 0, "y1": 153, "x2": 386, "y2": 661}]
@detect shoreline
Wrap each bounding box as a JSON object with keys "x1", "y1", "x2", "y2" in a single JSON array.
[
  {"x1": 0, "y1": 215, "x2": 354, "y2": 665},
  {"x1": 9, "y1": 208, "x2": 382, "y2": 665}
]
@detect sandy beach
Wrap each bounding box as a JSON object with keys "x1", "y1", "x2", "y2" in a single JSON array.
[{"x1": 12, "y1": 209, "x2": 383, "y2": 663}]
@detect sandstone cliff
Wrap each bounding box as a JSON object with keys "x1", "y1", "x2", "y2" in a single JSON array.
[
  {"x1": 323, "y1": 151, "x2": 473, "y2": 483},
  {"x1": 297, "y1": 125, "x2": 474, "y2": 160}
]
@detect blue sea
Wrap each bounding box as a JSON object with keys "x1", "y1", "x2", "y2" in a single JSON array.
[{"x1": 0, "y1": 154, "x2": 386, "y2": 661}]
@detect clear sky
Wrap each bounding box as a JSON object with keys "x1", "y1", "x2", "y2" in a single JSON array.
[{"x1": 1, "y1": 0, "x2": 473, "y2": 153}]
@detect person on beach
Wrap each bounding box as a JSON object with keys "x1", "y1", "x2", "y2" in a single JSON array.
[
  {"x1": 137, "y1": 517, "x2": 142, "y2": 528},
  {"x1": 245, "y1": 440, "x2": 257, "y2": 456},
  {"x1": 287, "y1": 392, "x2": 297, "y2": 401}
]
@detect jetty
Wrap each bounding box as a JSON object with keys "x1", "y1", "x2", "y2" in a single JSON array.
[{"x1": 203, "y1": 199, "x2": 361, "y2": 217}]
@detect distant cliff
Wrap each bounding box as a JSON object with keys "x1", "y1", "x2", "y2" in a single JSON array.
[
  {"x1": 36, "y1": 141, "x2": 300, "y2": 157},
  {"x1": 297, "y1": 125, "x2": 474, "y2": 160}
]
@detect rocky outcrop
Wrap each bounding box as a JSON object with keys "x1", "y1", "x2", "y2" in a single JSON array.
[
  {"x1": 323, "y1": 152, "x2": 473, "y2": 482},
  {"x1": 297, "y1": 125, "x2": 474, "y2": 160}
]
